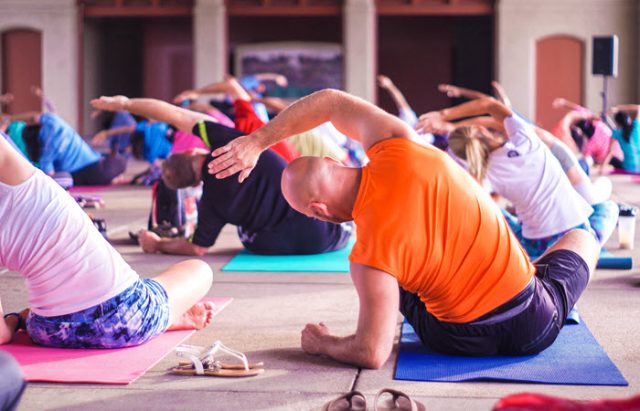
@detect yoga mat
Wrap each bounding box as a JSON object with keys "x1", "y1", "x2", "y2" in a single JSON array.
[
  {"x1": 221, "y1": 240, "x2": 354, "y2": 272},
  {"x1": 69, "y1": 185, "x2": 113, "y2": 193},
  {"x1": 395, "y1": 321, "x2": 627, "y2": 386},
  {"x1": 598, "y1": 250, "x2": 633, "y2": 270},
  {"x1": 0, "y1": 297, "x2": 232, "y2": 385}
]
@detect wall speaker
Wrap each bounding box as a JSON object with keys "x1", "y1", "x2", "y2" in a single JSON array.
[{"x1": 592, "y1": 35, "x2": 618, "y2": 77}]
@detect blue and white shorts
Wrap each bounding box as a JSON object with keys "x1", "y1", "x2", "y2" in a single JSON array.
[{"x1": 26, "y1": 279, "x2": 170, "y2": 349}]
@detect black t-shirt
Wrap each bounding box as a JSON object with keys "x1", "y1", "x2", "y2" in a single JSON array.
[{"x1": 190, "y1": 121, "x2": 294, "y2": 247}]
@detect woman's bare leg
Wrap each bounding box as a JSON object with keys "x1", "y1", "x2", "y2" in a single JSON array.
[{"x1": 152, "y1": 259, "x2": 215, "y2": 331}]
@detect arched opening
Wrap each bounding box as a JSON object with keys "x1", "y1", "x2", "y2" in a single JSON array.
[
  {"x1": 1, "y1": 28, "x2": 42, "y2": 114},
  {"x1": 535, "y1": 35, "x2": 584, "y2": 130}
]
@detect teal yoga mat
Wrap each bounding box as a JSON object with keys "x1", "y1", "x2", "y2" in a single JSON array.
[{"x1": 221, "y1": 240, "x2": 354, "y2": 272}]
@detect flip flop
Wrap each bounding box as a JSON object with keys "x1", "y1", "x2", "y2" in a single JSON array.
[
  {"x1": 322, "y1": 391, "x2": 367, "y2": 411},
  {"x1": 374, "y1": 389, "x2": 425, "y2": 411},
  {"x1": 171, "y1": 341, "x2": 264, "y2": 378}
]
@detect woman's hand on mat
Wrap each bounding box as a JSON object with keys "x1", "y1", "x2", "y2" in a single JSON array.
[
  {"x1": 301, "y1": 322, "x2": 330, "y2": 355},
  {"x1": 209, "y1": 135, "x2": 263, "y2": 183},
  {"x1": 90, "y1": 96, "x2": 130, "y2": 112},
  {"x1": 138, "y1": 230, "x2": 161, "y2": 253}
]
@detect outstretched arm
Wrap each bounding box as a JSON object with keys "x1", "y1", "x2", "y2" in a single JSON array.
[
  {"x1": 301, "y1": 264, "x2": 399, "y2": 369},
  {"x1": 552, "y1": 97, "x2": 590, "y2": 114},
  {"x1": 208, "y1": 89, "x2": 415, "y2": 181},
  {"x1": 173, "y1": 77, "x2": 252, "y2": 104},
  {"x1": 438, "y1": 83, "x2": 489, "y2": 101},
  {"x1": 491, "y1": 81, "x2": 512, "y2": 108},
  {"x1": 418, "y1": 97, "x2": 512, "y2": 134},
  {"x1": 91, "y1": 96, "x2": 214, "y2": 133},
  {"x1": 611, "y1": 105, "x2": 640, "y2": 119},
  {"x1": 31, "y1": 86, "x2": 56, "y2": 113},
  {"x1": 138, "y1": 231, "x2": 209, "y2": 257},
  {"x1": 252, "y1": 73, "x2": 288, "y2": 87},
  {"x1": 378, "y1": 75, "x2": 413, "y2": 113},
  {"x1": 91, "y1": 125, "x2": 136, "y2": 145}
]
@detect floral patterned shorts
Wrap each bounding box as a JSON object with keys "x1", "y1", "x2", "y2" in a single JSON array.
[{"x1": 26, "y1": 279, "x2": 170, "y2": 349}]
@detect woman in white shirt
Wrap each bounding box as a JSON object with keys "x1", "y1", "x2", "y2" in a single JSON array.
[{"x1": 0, "y1": 133, "x2": 214, "y2": 348}]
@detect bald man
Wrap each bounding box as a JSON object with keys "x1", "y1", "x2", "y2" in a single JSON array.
[{"x1": 206, "y1": 89, "x2": 600, "y2": 368}]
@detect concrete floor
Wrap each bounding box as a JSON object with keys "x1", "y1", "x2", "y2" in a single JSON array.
[{"x1": 2, "y1": 170, "x2": 640, "y2": 411}]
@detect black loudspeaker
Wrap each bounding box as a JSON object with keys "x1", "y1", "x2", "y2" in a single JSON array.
[{"x1": 592, "y1": 35, "x2": 618, "y2": 77}]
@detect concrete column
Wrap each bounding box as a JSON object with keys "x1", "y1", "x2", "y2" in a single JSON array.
[
  {"x1": 0, "y1": 0, "x2": 79, "y2": 127},
  {"x1": 194, "y1": 0, "x2": 228, "y2": 87},
  {"x1": 343, "y1": 0, "x2": 376, "y2": 102}
]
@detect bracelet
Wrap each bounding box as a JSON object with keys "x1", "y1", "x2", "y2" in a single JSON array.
[{"x1": 3, "y1": 312, "x2": 25, "y2": 331}]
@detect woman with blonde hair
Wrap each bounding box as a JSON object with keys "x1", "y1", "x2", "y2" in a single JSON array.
[{"x1": 419, "y1": 97, "x2": 613, "y2": 258}]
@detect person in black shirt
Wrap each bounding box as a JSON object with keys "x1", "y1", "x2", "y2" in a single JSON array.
[{"x1": 91, "y1": 95, "x2": 352, "y2": 256}]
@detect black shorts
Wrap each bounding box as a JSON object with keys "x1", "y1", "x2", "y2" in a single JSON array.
[
  {"x1": 400, "y1": 249, "x2": 590, "y2": 356},
  {"x1": 71, "y1": 155, "x2": 127, "y2": 186},
  {"x1": 237, "y1": 212, "x2": 353, "y2": 255}
]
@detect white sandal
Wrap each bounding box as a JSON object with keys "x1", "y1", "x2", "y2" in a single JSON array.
[{"x1": 171, "y1": 341, "x2": 264, "y2": 377}]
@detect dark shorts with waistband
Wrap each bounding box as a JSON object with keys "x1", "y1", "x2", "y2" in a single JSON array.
[
  {"x1": 71, "y1": 155, "x2": 127, "y2": 186},
  {"x1": 237, "y1": 212, "x2": 353, "y2": 255},
  {"x1": 400, "y1": 249, "x2": 590, "y2": 356}
]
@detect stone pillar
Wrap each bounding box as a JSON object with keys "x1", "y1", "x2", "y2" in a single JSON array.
[
  {"x1": 194, "y1": 0, "x2": 228, "y2": 87},
  {"x1": 343, "y1": 0, "x2": 376, "y2": 102},
  {"x1": 0, "y1": 0, "x2": 79, "y2": 127}
]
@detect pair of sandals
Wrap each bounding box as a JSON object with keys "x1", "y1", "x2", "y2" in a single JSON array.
[
  {"x1": 323, "y1": 389, "x2": 425, "y2": 411},
  {"x1": 171, "y1": 341, "x2": 264, "y2": 377}
]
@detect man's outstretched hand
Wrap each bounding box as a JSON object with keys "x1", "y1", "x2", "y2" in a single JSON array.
[
  {"x1": 90, "y1": 96, "x2": 130, "y2": 112},
  {"x1": 208, "y1": 134, "x2": 264, "y2": 183}
]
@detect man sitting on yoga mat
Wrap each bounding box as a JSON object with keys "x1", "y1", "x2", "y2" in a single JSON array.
[
  {"x1": 0, "y1": 135, "x2": 215, "y2": 349},
  {"x1": 204, "y1": 89, "x2": 600, "y2": 368},
  {"x1": 91, "y1": 96, "x2": 352, "y2": 256}
]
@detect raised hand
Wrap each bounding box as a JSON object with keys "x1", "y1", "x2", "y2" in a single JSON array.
[
  {"x1": 438, "y1": 84, "x2": 462, "y2": 98},
  {"x1": 208, "y1": 134, "x2": 265, "y2": 183}
]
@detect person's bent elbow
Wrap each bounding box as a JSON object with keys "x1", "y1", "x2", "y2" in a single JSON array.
[{"x1": 358, "y1": 344, "x2": 391, "y2": 369}]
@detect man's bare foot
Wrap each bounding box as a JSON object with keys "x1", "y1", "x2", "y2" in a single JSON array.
[{"x1": 167, "y1": 302, "x2": 215, "y2": 331}]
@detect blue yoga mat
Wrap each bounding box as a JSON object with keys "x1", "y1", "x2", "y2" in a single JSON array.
[
  {"x1": 598, "y1": 250, "x2": 633, "y2": 270},
  {"x1": 221, "y1": 240, "x2": 354, "y2": 272},
  {"x1": 395, "y1": 321, "x2": 627, "y2": 386}
]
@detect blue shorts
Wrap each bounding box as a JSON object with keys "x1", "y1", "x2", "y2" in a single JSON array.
[{"x1": 26, "y1": 279, "x2": 170, "y2": 349}]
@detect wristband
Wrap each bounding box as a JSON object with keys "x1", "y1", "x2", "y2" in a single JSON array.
[{"x1": 3, "y1": 312, "x2": 25, "y2": 331}]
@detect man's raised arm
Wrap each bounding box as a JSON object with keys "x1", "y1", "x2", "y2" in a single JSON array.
[
  {"x1": 91, "y1": 96, "x2": 214, "y2": 133},
  {"x1": 209, "y1": 89, "x2": 415, "y2": 182}
]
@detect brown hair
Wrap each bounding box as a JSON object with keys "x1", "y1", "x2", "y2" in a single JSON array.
[
  {"x1": 448, "y1": 126, "x2": 495, "y2": 183},
  {"x1": 161, "y1": 153, "x2": 198, "y2": 190}
]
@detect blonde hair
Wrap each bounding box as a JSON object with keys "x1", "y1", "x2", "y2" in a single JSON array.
[{"x1": 448, "y1": 126, "x2": 495, "y2": 183}]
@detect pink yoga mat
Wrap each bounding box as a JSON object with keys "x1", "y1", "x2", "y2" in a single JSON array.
[{"x1": 0, "y1": 297, "x2": 232, "y2": 385}]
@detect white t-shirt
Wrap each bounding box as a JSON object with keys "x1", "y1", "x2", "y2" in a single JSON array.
[
  {"x1": 487, "y1": 115, "x2": 593, "y2": 239},
  {"x1": 0, "y1": 170, "x2": 139, "y2": 316}
]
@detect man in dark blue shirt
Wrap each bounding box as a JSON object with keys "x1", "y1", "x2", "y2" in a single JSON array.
[{"x1": 91, "y1": 95, "x2": 352, "y2": 256}]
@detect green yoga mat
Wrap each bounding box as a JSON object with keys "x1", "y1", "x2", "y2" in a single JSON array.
[{"x1": 222, "y1": 240, "x2": 354, "y2": 272}]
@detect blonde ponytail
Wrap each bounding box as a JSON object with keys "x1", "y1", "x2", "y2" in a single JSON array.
[{"x1": 449, "y1": 126, "x2": 492, "y2": 183}]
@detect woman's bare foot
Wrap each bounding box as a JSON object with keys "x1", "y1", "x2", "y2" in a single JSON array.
[{"x1": 167, "y1": 302, "x2": 215, "y2": 331}]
